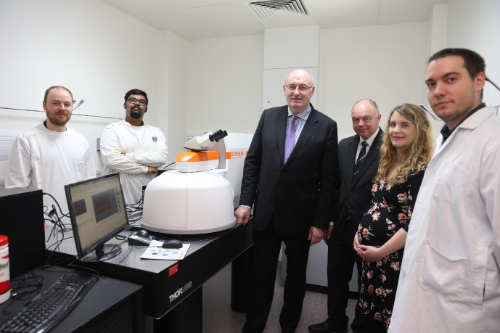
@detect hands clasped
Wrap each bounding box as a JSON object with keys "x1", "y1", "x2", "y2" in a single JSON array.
[{"x1": 354, "y1": 231, "x2": 385, "y2": 263}]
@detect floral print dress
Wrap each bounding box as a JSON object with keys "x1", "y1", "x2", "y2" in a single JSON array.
[{"x1": 357, "y1": 167, "x2": 426, "y2": 330}]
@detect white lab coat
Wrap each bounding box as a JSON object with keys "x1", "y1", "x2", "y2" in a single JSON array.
[
  {"x1": 100, "y1": 120, "x2": 168, "y2": 205},
  {"x1": 389, "y1": 106, "x2": 500, "y2": 332},
  {"x1": 5, "y1": 123, "x2": 96, "y2": 214}
]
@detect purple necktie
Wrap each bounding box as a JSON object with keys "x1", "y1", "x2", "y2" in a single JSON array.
[{"x1": 284, "y1": 115, "x2": 298, "y2": 164}]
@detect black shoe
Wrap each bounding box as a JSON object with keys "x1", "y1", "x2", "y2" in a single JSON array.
[{"x1": 308, "y1": 320, "x2": 348, "y2": 333}]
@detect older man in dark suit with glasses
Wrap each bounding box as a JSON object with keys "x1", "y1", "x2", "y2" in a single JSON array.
[{"x1": 235, "y1": 69, "x2": 340, "y2": 333}]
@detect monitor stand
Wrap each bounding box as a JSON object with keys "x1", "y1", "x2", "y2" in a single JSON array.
[{"x1": 81, "y1": 244, "x2": 122, "y2": 262}]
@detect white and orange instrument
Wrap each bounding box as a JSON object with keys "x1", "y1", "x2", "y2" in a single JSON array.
[{"x1": 141, "y1": 130, "x2": 252, "y2": 235}]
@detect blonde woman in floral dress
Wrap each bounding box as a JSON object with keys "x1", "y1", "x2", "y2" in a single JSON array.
[{"x1": 354, "y1": 104, "x2": 434, "y2": 332}]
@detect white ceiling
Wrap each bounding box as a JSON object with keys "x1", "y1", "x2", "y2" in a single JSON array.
[{"x1": 103, "y1": 0, "x2": 449, "y2": 40}]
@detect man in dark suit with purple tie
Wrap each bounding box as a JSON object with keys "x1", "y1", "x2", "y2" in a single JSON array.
[{"x1": 235, "y1": 69, "x2": 340, "y2": 333}]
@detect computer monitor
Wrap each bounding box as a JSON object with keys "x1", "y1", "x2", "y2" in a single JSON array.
[{"x1": 65, "y1": 173, "x2": 129, "y2": 262}]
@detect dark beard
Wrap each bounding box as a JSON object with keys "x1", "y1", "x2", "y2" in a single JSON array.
[{"x1": 130, "y1": 108, "x2": 142, "y2": 119}]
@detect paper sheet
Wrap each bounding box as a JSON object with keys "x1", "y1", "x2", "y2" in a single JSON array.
[
  {"x1": 140, "y1": 240, "x2": 190, "y2": 260},
  {"x1": 0, "y1": 130, "x2": 21, "y2": 161}
]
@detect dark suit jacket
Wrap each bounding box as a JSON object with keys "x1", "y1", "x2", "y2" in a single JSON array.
[
  {"x1": 330, "y1": 129, "x2": 383, "y2": 242},
  {"x1": 240, "y1": 104, "x2": 339, "y2": 237}
]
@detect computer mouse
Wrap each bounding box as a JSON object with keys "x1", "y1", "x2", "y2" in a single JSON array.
[
  {"x1": 162, "y1": 239, "x2": 182, "y2": 249},
  {"x1": 137, "y1": 229, "x2": 150, "y2": 238}
]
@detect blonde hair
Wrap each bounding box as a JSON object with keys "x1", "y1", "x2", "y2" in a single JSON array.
[{"x1": 374, "y1": 103, "x2": 434, "y2": 186}]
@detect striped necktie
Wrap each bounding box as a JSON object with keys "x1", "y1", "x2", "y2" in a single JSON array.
[{"x1": 353, "y1": 141, "x2": 368, "y2": 180}]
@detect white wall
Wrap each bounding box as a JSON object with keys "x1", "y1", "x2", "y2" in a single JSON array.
[
  {"x1": 318, "y1": 23, "x2": 428, "y2": 139},
  {"x1": 186, "y1": 35, "x2": 264, "y2": 135},
  {"x1": 420, "y1": 4, "x2": 450, "y2": 137},
  {"x1": 262, "y1": 26, "x2": 319, "y2": 110},
  {"x1": 446, "y1": 0, "x2": 500, "y2": 108},
  {"x1": 428, "y1": 4, "x2": 448, "y2": 57},
  {"x1": 159, "y1": 31, "x2": 188, "y2": 160},
  {"x1": 0, "y1": 0, "x2": 161, "y2": 177},
  {"x1": 263, "y1": 25, "x2": 320, "y2": 70}
]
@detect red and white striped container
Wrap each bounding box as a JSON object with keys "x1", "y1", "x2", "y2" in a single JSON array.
[{"x1": 0, "y1": 235, "x2": 10, "y2": 304}]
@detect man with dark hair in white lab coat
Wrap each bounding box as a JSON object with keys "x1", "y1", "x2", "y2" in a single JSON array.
[
  {"x1": 390, "y1": 48, "x2": 500, "y2": 332},
  {"x1": 100, "y1": 89, "x2": 168, "y2": 206}
]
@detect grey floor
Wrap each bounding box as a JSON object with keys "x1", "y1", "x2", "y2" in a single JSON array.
[{"x1": 203, "y1": 264, "x2": 357, "y2": 333}]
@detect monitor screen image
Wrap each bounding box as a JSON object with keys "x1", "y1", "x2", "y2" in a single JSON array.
[
  {"x1": 92, "y1": 189, "x2": 118, "y2": 223},
  {"x1": 65, "y1": 173, "x2": 129, "y2": 261}
]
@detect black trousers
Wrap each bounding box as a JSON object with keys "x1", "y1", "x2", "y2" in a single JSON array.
[
  {"x1": 327, "y1": 218, "x2": 363, "y2": 332},
  {"x1": 242, "y1": 217, "x2": 311, "y2": 333}
]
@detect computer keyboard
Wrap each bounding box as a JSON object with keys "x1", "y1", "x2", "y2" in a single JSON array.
[{"x1": 0, "y1": 273, "x2": 99, "y2": 333}]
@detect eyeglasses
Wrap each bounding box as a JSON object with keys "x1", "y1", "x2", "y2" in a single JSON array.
[
  {"x1": 128, "y1": 97, "x2": 148, "y2": 106},
  {"x1": 285, "y1": 84, "x2": 313, "y2": 92}
]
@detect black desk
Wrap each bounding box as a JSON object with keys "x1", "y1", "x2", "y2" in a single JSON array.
[
  {"x1": 0, "y1": 266, "x2": 144, "y2": 333},
  {"x1": 48, "y1": 221, "x2": 253, "y2": 332}
]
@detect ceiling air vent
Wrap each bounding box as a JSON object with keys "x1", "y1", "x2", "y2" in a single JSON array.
[{"x1": 249, "y1": 0, "x2": 308, "y2": 21}]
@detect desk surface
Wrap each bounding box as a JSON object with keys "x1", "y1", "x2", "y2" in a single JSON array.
[
  {"x1": 50, "y1": 225, "x2": 235, "y2": 272},
  {"x1": 0, "y1": 266, "x2": 144, "y2": 333},
  {"x1": 47, "y1": 221, "x2": 253, "y2": 318}
]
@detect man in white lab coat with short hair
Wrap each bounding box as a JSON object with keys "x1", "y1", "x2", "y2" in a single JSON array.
[
  {"x1": 389, "y1": 48, "x2": 500, "y2": 332},
  {"x1": 100, "y1": 89, "x2": 168, "y2": 206},
  {"x1": 5, "y1": 86, "x2": 96, "y2": 214}
]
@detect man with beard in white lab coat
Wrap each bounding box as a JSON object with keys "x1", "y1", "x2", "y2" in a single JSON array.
[
  {"x1": 100, "y1": 89, "x2": 168, "y2": 206},
  {"x1": 389, "y1": 49, "x2": 500, "y2": 332},
  {"x1": 5, "y1": 86, "x2": 96, "y2": 215}
]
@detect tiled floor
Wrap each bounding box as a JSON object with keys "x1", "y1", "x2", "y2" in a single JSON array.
[{"x1": 203, "y1": 264, "x2": 357, "y2": 333}]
